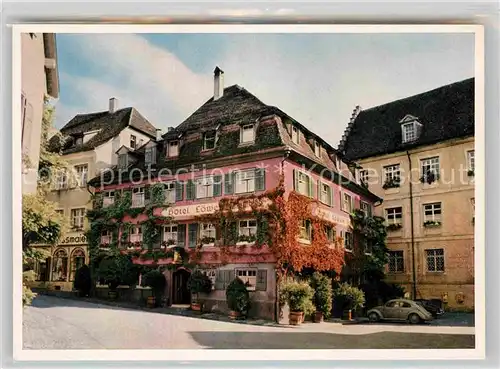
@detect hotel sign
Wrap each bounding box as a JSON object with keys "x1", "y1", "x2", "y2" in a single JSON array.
[
  {"x1": 162, "y1": 203, "x2": 220, "y2": 219},
  {"x1": 313, "y1": 207, "x2": 351, "y2": 227}
]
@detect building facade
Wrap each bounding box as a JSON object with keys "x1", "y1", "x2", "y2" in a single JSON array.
[
  {"x1": 89, "y1": 67, "x2": 381, "y2": 320},
  {"x1": 22, "y1": 33, "x2": 59, "y2": 194},
  {"x1": 30, "y1": 99, "x2": 158, "y2": 291},
  {"x1": 339, "y1": 78, "x2": 475, "y2": 310}
]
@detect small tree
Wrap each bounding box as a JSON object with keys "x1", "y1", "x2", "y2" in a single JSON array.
[
  {"x1": 142, "y1": 269, "x2": 166, "y2": 304},
  {"x1": 73, "y1": 265, "x2": 92, "y2": 297},
  {"x1": 97, "y1": 254, "x2": 136, "y2": 290},
  {"x1": 280, "y1": 280, "x2": 314, "y2": 313},
  {"x1": 226, "y1": 277, "x2": 251, "y2": 317},
  {"x1": 187, "y1": 270, "x2": 212, "y2": 303},
  {"x1": 309, "y1": 272, "x2": 333, "y2": 319},
  {"x1": 333, "y1": 283, "x2": 365, "y2": 313}
]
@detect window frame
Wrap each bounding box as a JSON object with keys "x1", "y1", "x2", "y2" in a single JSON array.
[
  {"x1": 130, "y1": 225, "x2": 143, "y2": 243},
  {"x1": 291, "y1": 126, "x2": 300, "y2": 145},
  {"x1": 361, "y1": 201, "x2": 372, "y2": 217},
  {"x1": 235, "y1": 169, "x2": 256, "y2": 194},
  {"x1": 388, "y1": 250, "x2": 405, "y2": 273},
  {"x1": 240, "y1": 124, "x2": 255, "y2": 144},
  {"x1": 402, "y1": 122, "x2": 417, "y2": 143},
  {"x1": 319, "y1": 182, "x2": 332, "y2": 206},
  {"x1": 74, "y1": 164, "x2": 88, "y2": 187},
  {"x1": 131, "y1": 186, "x2": 145, "y2": 208},
  {"x1": 314, "y1": 141, "x2": 321, "y2": 157},
  {"x1": 168, "y1": 141, "x2": 179, "y2": 157},
  {"x1": 195, "y1": 176, "x2": 214, "y2": 199},
  {"x1": 235, "y1": 268, "x2": 258, "y2": 291},
  {"x1": 385, "y1": 206, "x2": 403, "y2": 225},
  {"x1": 298, "y1": 220, "x2": 312, "y2": 243},
  {"x1": 163, "y1": 224, "x2": 178, "y2": 246},
  {"x1": 145, "y1": 146, "x2": 157, "y2": 164},
  {"x1": 130, "y1": 135, "x2": 137, "y2": 149},
  {"x1": 423, "y1": 202, "x2": 442, "y2": 222},
  {"x1": 342, "y1": 192, "x2": 353, "y2": 213},
  {"x1": 425, "y1": 248, "x2": 445, "y2": 272},
  {"x1": 343, "y1": 231, "x2": 353, "y2": 252},
  {"x1": 421, "y1": 156, "x2": 440, "y2": 179},
  {"x1": 70, "y1": 208, "x2": 86, "y2": 229},
  {"x1": 203, "y1": 131, "x2": 217, "y2": 150},
  {"x1": 296, "y1": 171, "x2": 310, "y2": 196},
  {"x1": 467, "y1": 150, "x2": 475, "y2": 172},
  {"x1": 118, "y1": 153, "x2": 128, "y2": 170},
  {"x1": 384, "y1": 164, "x2": 401, "y2": 183},
  {"x1": 200, "y1": 223, "x2": 217, "y2": 245}
]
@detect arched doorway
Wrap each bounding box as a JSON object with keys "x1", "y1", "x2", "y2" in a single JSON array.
[{"x1": 172, "y1": 267, "x2": 191, "y2": 305}]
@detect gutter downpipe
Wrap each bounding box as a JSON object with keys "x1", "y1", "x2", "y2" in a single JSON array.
[
  {"x1": 406, "y1": 150, "x2": 418, "y2": 300},
  {"x1": 275, "y1": 147, "x2": 291, "y2": 323}
]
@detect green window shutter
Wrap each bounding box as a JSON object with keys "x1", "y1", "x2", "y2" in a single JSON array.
[
  {"x1": 186, "y1": 180, "x2": 195, "y2": 200},
  {"x1": 329, "y1": 186, "x2": 334, "y2": 207},
  {"x1": 144, "y1": 185, "x2": 151, "y2": 204},
  {"x1": 293, "y1": 169, "x2": 299, "y2": 191},
  {"x1": 188, "y1": 223, "x2": 199, "y2": 248},
  {"x1": 308, "y1": 176, "x2": 314, "y2": 198},
  {"x1": 224, "y1": 172, "x2": 234, "y2": 194},
  {"x1": 255, "y1": 168, "x2": 265, "y2": 191},
  {"x1": 317, "y1": 180, "x2": 321, "y2": 201},
  {"x1": 177, "y1": 224, "x2": 186, "y2": 248},
  {"x1": 213, "y1": 175, "x2": 222, "y2": 197},
  {"x1": 224, "y1": 270, "x2": 235, "y2": 290},
  {"x1": 175, "y1": 181, "x2": 184, "y2": 202},
  {"x1": 227, "y1": 221, "x2": 238, "y2": 244},
  {"x1": 257, "y1": 217, "x2": 268, "y2": 243},
  {"x1": 256, "y1": 270, "x2": 267, "y2": 291},
  {"x1": 215, "y1": 270, "x2": 224, "y2": 290}
]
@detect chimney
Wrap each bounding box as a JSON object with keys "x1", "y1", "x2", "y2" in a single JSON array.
[
  {"x1": 213, "y1": 66, "x2": 224, "y2": 100},
  {"x1": 156, "y1": 128, "x2": 163, "y2": 141},
  {"x1": 109, "y1": 97, "x2": 118, "y2": 113}
]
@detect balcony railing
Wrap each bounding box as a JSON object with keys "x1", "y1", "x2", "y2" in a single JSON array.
[
  {"x1": 103, "y1": 197, "x2": 115, "y2": 208},
  {"x1": 132, "y1": 194, "x2": 145, "y2": 208}
]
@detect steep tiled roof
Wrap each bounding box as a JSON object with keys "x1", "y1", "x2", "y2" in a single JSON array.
[
  {"x1": 341, "y1": 78, "x2": 474, "y2": 161},
  {"x1": 49, "y1": 107, "x2": 157, "y2": 155}
]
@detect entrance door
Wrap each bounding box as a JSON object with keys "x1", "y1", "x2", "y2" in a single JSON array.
[{"x1": 172, "y1": 268, "x2": 191, "y2": 304}]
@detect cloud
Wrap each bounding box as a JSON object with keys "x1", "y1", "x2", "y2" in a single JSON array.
[{"x1": 55, "y1": 34, "x2": 212, "y2": 131}]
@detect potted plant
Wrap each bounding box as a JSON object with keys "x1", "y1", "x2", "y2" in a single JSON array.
[
  {"x1": 309, "y1": 272, "x2": 333, "y2": 323},
  {"x1": 423, "y1": 220, "x2": 442, "y2": 227},
  {"x1": 226, "y1": 277, "x2": 251, "y2": 319},
  {"x1": 280, "y1": 280, "x2": 314, "y2": 325},
  {"x1": 187, "y1": 270, "x2": 213, "y2": 312},
  {"x1": 142, "y1": 269, "x2": 166, "y2": 308},
  {"x1": 382, "y1": 177, "x2": 400, "y2": 190},
  {"x1": 73, "y1": 264, "x2": 91, "y2": 297},
  {"x1": 386, "y1": 223, "x2": 403, "y2": 231},
  {"x1": 333, "y1": 283, "x2": 365, "y2": 321}
]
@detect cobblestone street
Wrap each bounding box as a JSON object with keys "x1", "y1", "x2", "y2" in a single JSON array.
[{"x1": 23, "y1": 296, "x2": 475, "y2": 350}]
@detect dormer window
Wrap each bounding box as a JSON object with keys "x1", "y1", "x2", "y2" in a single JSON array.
[
  {"x1": 291, "y1": 126, "x2": 300, "y2": 145},
  {"x1": 167, "y1": 141, "x2": 179, "y2": 157},
  {"x1": 314, "y1": 141, "x2": 321, "y2": 157},
  {"x1": 118, "y1": 153, "x2": 128, "y2": 169},
  {"x1": 241, "y1": 124, "x2": 255, "y2": 144},
  {"x1": 130, "y1": 135, "x2": 137, "y2": 149},
  {"x1": 145, "y1": 146, "x2": 156, "y2": 165},
  {"x1": 203, "y1": 131, "x2": 216, "y2": 150},
  {"x1": 400, "y1": 115, "x2": 422, "y2": 144}
]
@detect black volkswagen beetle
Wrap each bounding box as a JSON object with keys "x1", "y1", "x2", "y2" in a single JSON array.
[{"x1": 414, "y1": 299, "x2": 444, "y2": 318}]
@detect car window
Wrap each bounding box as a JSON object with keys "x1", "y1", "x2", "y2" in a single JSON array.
[
  {"x1": 401, "y1": 302, "x2": 412, "y2": 308},
  {"x1": 385, "y1": 301, "x2": 398, "y2": 308}
]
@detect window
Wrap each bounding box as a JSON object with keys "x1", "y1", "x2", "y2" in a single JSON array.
[
  {"x1": 163, "y1": 224, "x2": 178, "y2": 246},
  {"x1": 467, "y1": 150, "x2": 475, "y2": 172},
  {"x1": 203, "y1": 131, "x2": 216, "y2": 150},
  {"x1": 238, "y1": 219, "x2": 257, "y2": 238},
  {"x1": 324, "y1": 225, "x2": 336, "y2": 243},
  {"x1": 75, "y1": 164, "x2": 88, "y2": 187},
  {"x1": 402, "y1": 122, "x2": 416, "y2": 143},
  {"x1": 103, "y1": 190, "x2": 115, "y2": 208},
  {"x1": 200, "y1": 223, "x2": 216, "y2": 244},
  {"x1": 361, "y1": 201, "x2": 372, "y2": 217},
  {"x1": 314, "y1": 141, "x2": 321, "y2": 157},
  {"x1": 132, "y1": 187, "x2": 145, "y2": 207},
  {"x1": 426, "y1": 249, "x2": 445, "y2": 272},
  {"x1": 241, "y1": 124, "x2": 255, "y2": 143},
  {"x1": 319, "y1": 182, "x2": 333, "y2": 206},
  {"x1": 130, "y1": 226, "x2": 143, "y2": 243},
  {"x1": 168, "y1": 141, "x2": 179, "y2": 157},
  {"x1": 423, "y1": 202, "x2": 442, "y2": 222},
  {"x1": 421, "y1": 157, "x2": 440, "y2": 180},
  {"x1": 342, "y1": 192, "x2": 353, "y2": 213},
  {"x1": 130, "y1": 135, "x2": 137, "y2": 149},
  {"x1": 344, "y1": 231, "x2": 353, "y2": 251},
  {"x1": 163, "y1": 182, "x2": 176, "y2": 204},
  {"x1": 52, "y1": 249, "x2": 68, "y2": 282},
  {"x1": 236, "y1": 269, "x2": 257, "y2": 290},
  {"x1": 384, "y1": 164, "x2": 401, "y2": 184},
  {"x1": 385, "y1": 207, "x2": 403, "y2": 225},
  {"x1": 71, "y1": 208, "x2": 85, "y2": 229},
  {"x1": 291, "y1": 126, "x2": 300, "y2": 144},
  {"x1": 202, "y1": 269, "x2": 216, "y2": 289},
  {"x1": 101, "y1": 230, "x2": 112, "y2": 245},
  {"x1": 235, "y1": 169, "x2": 255, "y2": 194},
  {"x1": 56, "y1": 170, "x2": 67, "y2": 190},
  {"x1": 145, "y1": 147, "x2": 157, "y2": 164},
  {"x1": 294, "y1": 170, "x2": 311, "y2": 196},
  {"x1": 360, "y1": 170, "x2": 369, "y2": 185},
  {"x1": 196, "y1": 177, "x2": 214, "y2": 199},
  {"x1": 70, "y1": 249, "x2": 85, "y2": 281},
  {"x1": 118, "y1": 154, "x2": 128, "y2": 169},
  {"x1": 299, "y1": 220, "x2": 312, "y2": 242},
  {"x1": 388, "y1": 251, "x2": 404, "y2": 273}
]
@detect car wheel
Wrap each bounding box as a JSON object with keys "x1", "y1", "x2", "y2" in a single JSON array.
[
  {"x1": 368, "y1": 312, "x2": 380, "y2": 322},
  {"x1": 408, "y1": 313, "x2": 421, "y2": 324}
]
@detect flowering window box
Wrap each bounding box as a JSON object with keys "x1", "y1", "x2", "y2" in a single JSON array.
[
  {"x1": 382, "y1": 177, "x2": 400, "y2": 190},
  {"x1": 236, "y1": 234, "x2": 256, "y2": 246},
  {"x1": 386, "y1": 223, "x2": 403, "y2": 231},
  {"x1": 420, "y1": 172, "x2": 439, "y2": 185},
  {"x1": 423, "y1": 220, "x2": 442, "y2": 228},
  {"x1": 200, "y1": 236, "x2": 216, "y2": 247}
]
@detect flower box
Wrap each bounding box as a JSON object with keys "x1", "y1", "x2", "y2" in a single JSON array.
[
  {"x1": 423, "y1": 220, "x2": 441, "y2": 228},
  {"x1": 382, "y1": 178, "x2": 400, "y2": 190},
  {"x1": 386, "y1": 223, "x2": 403, "y2": 231}
]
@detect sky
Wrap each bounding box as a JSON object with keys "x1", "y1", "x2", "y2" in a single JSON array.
[{"x1": 54, "y1": 32, "x2": 475, "y2": 147}]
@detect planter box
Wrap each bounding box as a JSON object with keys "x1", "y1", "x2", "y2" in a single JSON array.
[
  {"x1": 229, "y1": 310, "x2": 241, "y2": 320},
  {"x1": 313, "y1": 311, "x2": 324, "y2": 323},
  {"x1": 289, "y1": 311, "x2": 303, "y2": 325}
]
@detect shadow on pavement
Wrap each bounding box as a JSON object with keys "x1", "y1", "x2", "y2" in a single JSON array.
[{"x1": 187, "y1": 331, "x2": 475, "y2": 349}]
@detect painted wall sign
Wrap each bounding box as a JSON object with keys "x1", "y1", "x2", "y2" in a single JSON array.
[
  {"x1": 60, "y1": 233, "x2": 87, "y2": 245},
  {"x1": 162, "y1": 203, "x2": 220, "y2": 219},
  {"x1": 313, "y1": 207, "x2": 351, "y2": 227}
]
